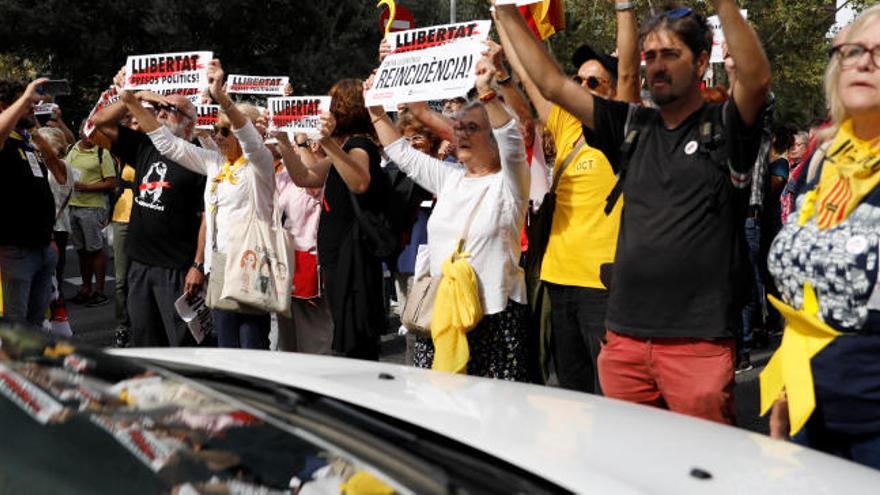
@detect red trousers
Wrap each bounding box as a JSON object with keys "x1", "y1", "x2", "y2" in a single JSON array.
[{"x1": 598, "y1": 330, "x2": 736, "y2": 425}]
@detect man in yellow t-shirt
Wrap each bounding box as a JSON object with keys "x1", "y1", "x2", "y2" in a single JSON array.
[
  {"x1": 497, "y1": 31, "x2": 633, "y2": 393},
  {"x1": 65, "y1": 130, "x2": 117, "y2": 307}
]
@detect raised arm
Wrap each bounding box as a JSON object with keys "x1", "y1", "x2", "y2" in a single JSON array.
[
  {"x1": 122, "y1": 91, "x2": 215, "y2": 176},
  {"x1": 615, "y1": 0, "x2": 641, "y2": 104},
  {"x1": 317, "y1": 113, "x2": 372, "y2": 194},
  {"x1": 407, "y1": 101, "x2": 456, "y2": 143},
  {"x1": 92, "y1": 68, "x2": 131, "y2": 144},
  {"x1": 0, "y1": 77, "x2": 47, "y2": 150},
  {"x1": 485, "y1": 40, "x2": 535, "y2": 148},
  {"x1": 494, "y1": 3, "x2": 596, "y2": 129},
  {"x1": 713, "y1": 0, "x2": 770, "y2": 125},
  {"x1": 494, "y1": 12, "x2": 553, "y2": 124},
  {"x1": 276, "y1": 132, "x2": 330, "y2": 189}
]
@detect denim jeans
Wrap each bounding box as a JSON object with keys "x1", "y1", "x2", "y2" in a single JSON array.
[
  {"x1": 213, "y1": 308, "x2": 270, "y2": 349},
  {"x1": 740, "y1": 217, "x2": 764, "y2": 354},
  {"x1": 0, "y1": 244, "x2": 57, "y2": 328}
]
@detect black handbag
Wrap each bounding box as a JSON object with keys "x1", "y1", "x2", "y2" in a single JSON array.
[
  {"x1": 348, "y1": 190, "x2": 398, "y2": 260},
  {"x1": 524, "y1": 138, "x2": 587, "y2": 281}
]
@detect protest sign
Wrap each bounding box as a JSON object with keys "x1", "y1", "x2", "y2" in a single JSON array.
[
  {"x1": 268, "y1": 97, "x2": 332, "y2": 137},
  {"x1": 34, "y1": 103, "x2": 58, "y2": 116},
  {"x1": 174, "y1": 288, "x2": 212, "y2": 344},
  {"x1": 124, "y1": 51, "x2": 212, "y2": 92},
  {"x1": 709, "y1": 11, "x2": 747, "y2": 63},
  {"x1": 365, "y1": 20, "x2": 491, "y2": 106},
  {"x1": 82, "y1": 87, "x2": 120, "y2": 137},
  {"x1": 195, "y1": 105, "x2": 220, "y2": 131},
  {"x1": 227, "y1": 74, "x2": 290, "y2": 95}
]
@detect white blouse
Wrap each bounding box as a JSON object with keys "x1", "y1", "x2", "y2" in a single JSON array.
[
  {"x1": 384, "y1": 118, "x2": 530, "y2": 315},
  {"x1": 147, "y1": 121, "x2": 275, "y2": 274}
]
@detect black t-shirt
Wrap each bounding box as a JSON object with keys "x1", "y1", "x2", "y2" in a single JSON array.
[
  {"x1": 0, "y1": 131, "x2": 54, "y2": 247},
  {"x1": 590, "y1": 98, "x2": 761, "y2": 339},
  {"x1": 317, "y1": 136, "x2": 386, "y2": 267},
  {"x1": 111, "y1": 126, "x2": 206, "y2": 270}
]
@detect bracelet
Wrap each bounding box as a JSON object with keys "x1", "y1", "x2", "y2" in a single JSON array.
[
  {"x1": 496, "y1": 73, "x2": 513, "y2": 85},
  {"x1": 296, "y1": 140, "x2": 310, "y2": 148},
  {"x1": 615, "y1": 1, "x2": 636, "y2": 11},
  {"x1": 371, "y1": 115, "x2": 385, "y2": 124},
  {"x1": 478, "y1": 90, "x2": 498, "y2": 103},
  {"x1": 192, "y1": 261, "x2": 204, "y2": 273}
]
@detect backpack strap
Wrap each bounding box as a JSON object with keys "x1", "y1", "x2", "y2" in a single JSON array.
[
  {"x1": 550, "y1": 137, "x2": 586, "y2": 193},
  {"x1": 604, "y1": 104, "x2": 648, "y2": 215}
]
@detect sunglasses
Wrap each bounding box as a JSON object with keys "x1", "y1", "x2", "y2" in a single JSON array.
[
  {"x1": 664, "y1": 7, "x2": 694, "y2": 19},
  {"x1": 573, "y1": 75, "x2": 608, "y2": 90},
  {"x1": 214, "y1": 125, "x2": 231, "y2": 137},
  {"x1": 156, "y1": 103, "x2": 194, "y2": 120}
]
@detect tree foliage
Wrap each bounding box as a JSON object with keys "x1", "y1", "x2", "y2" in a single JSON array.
[{"x1": 0, "y1": 0, "x2": 876, "y2": 128}]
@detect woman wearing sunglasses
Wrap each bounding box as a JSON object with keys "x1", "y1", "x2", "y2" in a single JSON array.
[
  {"x1": 365, "y1": 57, "x2": 531, "y2": 380},
  {"x1": 763, "y1": 5, "x2": 880, "y2": 469},
  {"x1": 121, "y1": 59, "x2": 276, "y2": 349}
]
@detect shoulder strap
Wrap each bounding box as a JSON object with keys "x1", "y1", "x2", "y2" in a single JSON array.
[
  {"x1": 604, "y1": 104, "x2": 648, "y2": 215},
  {"x1": 806, "y1": 141, "x2": 831, "y2": 186},
  {"x1": 550, "y1": 137, "x2": 586, "y2": 193},
  {"x1": 54, "y1": 189, "x2": 73, "y2": 223},
  {"x1": 455, "y1": 186, "x2": 489, "y2": 254}
]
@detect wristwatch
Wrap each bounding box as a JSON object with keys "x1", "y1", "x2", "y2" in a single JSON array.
[
  {"x1": 296, "y1": 140, "x2": 310, "y2": 148},
  {"x1": 496, "y1": 73, "x2": 513, "y2": 85},
  {"x1": 192, "y1": 262, "x2": 204, "y2": 273},
  {"x1": 615, "y1": 1, "x2": 636, "y2": 11}
]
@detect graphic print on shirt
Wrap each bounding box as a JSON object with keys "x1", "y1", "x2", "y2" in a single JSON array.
[
  {"x1": 769, "y1": 198, "x2": 880, "y2": 332},
  {"x1": 137, "y1": 161, "x2": 171, "y2": 211}
]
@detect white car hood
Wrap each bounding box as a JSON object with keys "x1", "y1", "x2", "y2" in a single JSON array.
[{"x1": 111, "y1": 348, "x2": 880, "y2": 494}]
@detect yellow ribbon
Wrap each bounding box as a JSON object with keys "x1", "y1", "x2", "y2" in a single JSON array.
[
  {"x1": 759, "y1": 282, "x2": 841, "y2": 436},
  {"x1": 340, "y1": 470, "x2": 395, "y2": 495},
  {"x1": 431, "y1": 250, "x2": 483, "y2": 374},
  {"x1": 377, "y1": 0, "x2": 396, "y2": 38},
  {"x1": 209, "y1": 155, "x2": 247, "y2": 212}
]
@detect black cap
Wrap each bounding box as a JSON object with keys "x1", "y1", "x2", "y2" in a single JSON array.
[{"x1": 571, "y1": 44, "x2": 619, "y2": 79}]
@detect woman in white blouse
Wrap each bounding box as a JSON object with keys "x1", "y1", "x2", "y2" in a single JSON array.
[
  {"x1": 120, "y1": 59, "x2": 275, "y2": 349},
  {"x1": 366, "y1": 57, "x2": 531, "y2": 380}
]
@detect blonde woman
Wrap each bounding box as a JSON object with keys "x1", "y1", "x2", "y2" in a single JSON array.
[
  {"x1": 120, "y1": 59, "x2": 275, "y2": 349},
  {"x1": 764, "y1": 6, "x2": 880, "y2": 469}
]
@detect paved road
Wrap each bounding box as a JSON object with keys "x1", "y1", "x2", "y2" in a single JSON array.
[{"x1": 62, "y1": 243, "x2": 774, "y2": 435}]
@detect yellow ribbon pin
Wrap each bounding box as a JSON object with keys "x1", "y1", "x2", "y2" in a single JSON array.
[
  {"x1": 377, "y1": 0, "x2": 396, "y2": 38},
  {"x1": 759, "y1": 282, "x2": 842, "y2": 437}
]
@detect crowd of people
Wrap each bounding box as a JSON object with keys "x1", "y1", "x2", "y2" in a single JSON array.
[{"x1": 0, "y1": 0, "x2": 878, "y2": 470}]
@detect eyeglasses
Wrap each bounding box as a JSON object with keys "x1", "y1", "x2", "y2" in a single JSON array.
[
  {"x1": 214, "y1": 125, "x2": 231, "y2": 137},
  {"x1": 452, "y1": 121, "x2": 482, "y2": 136},
  {"x1": 573, "y1": 75, "x2": 609, "y2": 90},
  {"x1": 404, "y1": 133, "x2": 428, "y2": 143},
  {"x1": 830, "y1": 43, "x2": 880, "y2": 70}
]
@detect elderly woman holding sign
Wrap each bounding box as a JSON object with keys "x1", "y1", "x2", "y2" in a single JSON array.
[
  {"x1": 365, "y1": 57, "x2": 531, "y2": 380},
  {"x1": 119, "y1": 59, "x2": 276, "y2": 350},
  {"x1": 282, "y1": 79, "x2": 390, "y2": 360}
]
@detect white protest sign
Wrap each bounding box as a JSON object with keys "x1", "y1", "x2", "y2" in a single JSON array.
[
  {"x1": 82, "y1": 87, "x2": 120, "y2": 137},
  {"x1": 709, "y1": 10, "x2": 747, "y2": 63},
  {"x1": 227, "y1": 74, "x2": 290, "y2": 95},
  {"x1": 174, "y1": 288, "x2": 213, "y2": 344},
  {"x1": 268, "y1": 97, "x2": 332, "y2": 137},
  {"x1": 124, "y1": 51, "x2": 212, "y2": 92},
  {"x1": 195, "y1": 105, "x2": 220, "y2": 131},
  {"x1": 365, "y1": 20, "x2": 492, "y2": 107},
  {"x1": 34, "y1": 103, "x2": 58, "y2": 116}
]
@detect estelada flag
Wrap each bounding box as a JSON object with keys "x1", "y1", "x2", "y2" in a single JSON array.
[{"x1": 519, "y1": 0, "x2": 565, "y2": 40}]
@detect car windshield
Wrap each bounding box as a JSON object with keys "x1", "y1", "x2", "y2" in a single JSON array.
[{"x1": 0, "y1": 328, "x2": 405, "y2": 494}]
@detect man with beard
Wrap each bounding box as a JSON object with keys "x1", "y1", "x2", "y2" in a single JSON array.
[
  {"x1": 0, "y1": 78, "x2": 68, "y2": 328},
  {"x1": 496, "y1": 0, "x2": 770, "y2": 423},
  {"x1": 92, "y1": 69, "x2": 206, "y2": 347}
]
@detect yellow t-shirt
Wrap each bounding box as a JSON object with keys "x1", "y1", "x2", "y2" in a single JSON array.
[
  {"x1": 111, "y1": 165, "x2": 136, "y2": 223},
  {"x1": 540, "y1": 105, "x2": 622, "y2": 289}
]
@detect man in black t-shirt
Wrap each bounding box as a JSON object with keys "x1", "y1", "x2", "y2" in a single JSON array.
[
  {"x1": 92, "y1": 76, "x2": 206, "y2": 347},
  {"x1": 496, "y1": 0, "x2": 770, "y2": 423},
  {"x1": 0, "y1": 78, "x2": 68, "y2": 328}
]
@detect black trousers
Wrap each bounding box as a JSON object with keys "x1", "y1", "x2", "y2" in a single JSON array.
[{"x1": 546, "y1": 283, "x2": 608, "y2": 394}]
